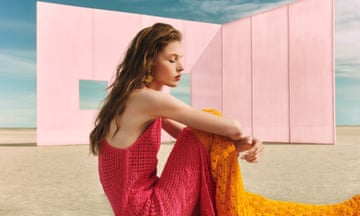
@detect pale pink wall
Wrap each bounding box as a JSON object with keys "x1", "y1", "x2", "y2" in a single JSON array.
[
  {"x1": 191, "y1": 30, "x2": 223, "y2": 111},
  {"x1": 37, "y1": 0, "x2": 334, "y2": 145},
  {"x1": 222, "y1": 18, "x2": 253, "y2": 136},
  {"x1": 251, "y1": 6, "x2": 289, "y2": 142},
  {"x1": 92, "y1": 10, "x2": 142, "y2": 82},
  {"x1": 221, "y1": 0, "x2": 334, "y2": 143},
  {"x1": 37, "y1": 3, "x2": 96, "y2": 145},
  {"x1": 289, "y1": 0, "x2": 334, "y2": 143},
  {"x1": 183, "y1": 21, "x2": 222, "y2": 73},
  {"x1": 37, "y1": 2, "x2": 221, "y2": 145}
]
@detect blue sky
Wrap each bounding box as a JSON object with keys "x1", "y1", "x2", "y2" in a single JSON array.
[
  {"x1": 0, "y1": 0, "x2": 359, "y2": 127},
  {"x1": 334, "y1": 0, "x2": 360, "y2": 125},
  {"x1": 0, "y1": 0, "x2": 36, "y2": 128}
]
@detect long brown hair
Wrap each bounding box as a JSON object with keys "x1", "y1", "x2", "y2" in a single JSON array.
[{"x1": 89, "y1": 23, "x2": 182, "y2": 155}]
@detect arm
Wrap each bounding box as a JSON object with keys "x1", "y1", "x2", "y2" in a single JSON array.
[
  {"x1": 140, "y1": 89, "x2": 243, "y2": 141},
  {"x1": 136, "y1": 89, "x2": 263, "y2": 163},
  {"x1": 162, "y1": 118, "x2": 185, "y2": 139}
]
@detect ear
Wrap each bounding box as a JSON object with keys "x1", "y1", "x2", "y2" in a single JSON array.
[{"x1": 148, "y1": 61, "x2": 156, "y2": 74}]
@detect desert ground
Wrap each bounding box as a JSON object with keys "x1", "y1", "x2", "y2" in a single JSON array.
[{"x1": 0, "y1": 127, "x2": 359, "y2": 215}]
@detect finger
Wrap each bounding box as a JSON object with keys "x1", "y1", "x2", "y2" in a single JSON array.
[
  {"x1": 252, "y1": 138, "x2": 263, "y2": 146},
  {"x1": 251, "y1": 145, "x2": 264, "y2": 155},
  {"x1": 245, "y1": 153, "x2": 259, "y2": 160},
  {"x1": 251, "y1": 148, "x2": 264, "y2": 157},
  {"x1": 236, "y1": 140, "x2": 253, "y2": 153},
  {"x1": 242, "y1": 152, "x2": 257, "y2": 161},
  {"x1": 244, "y1": 150, "x2": 263, "y2": 162},
  {"x1": 247, "y1": 136, "x2": 253, "y2": 144},
  {"x1": 248, "y1": 154, "x2": 261, "y2": 163},
  {"x1": 252, "y1": 140, "x2": 264, "y2": 151},
  {"x1": 248, "y1": 144, "x2": 264, "y2": 155},
  {"x1": 247, "y1": 158, "x2": 259, "y2": 163},
  {"x1": 244, "y1": 155, "x2": 259, "y2": 163}
]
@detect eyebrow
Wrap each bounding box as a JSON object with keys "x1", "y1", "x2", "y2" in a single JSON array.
[{"x1": 167, "y1": 53, "x2": 184, "y2": 58}]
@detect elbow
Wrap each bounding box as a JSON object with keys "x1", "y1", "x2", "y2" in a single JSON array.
[{"x1": 228, "y1": 120, "x2": 242, "y2": 140}]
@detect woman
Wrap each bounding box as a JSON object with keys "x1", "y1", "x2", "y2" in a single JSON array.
[
  {"x1": 90, "y1": 23, "x2": 359, "y2": 216},
  {"x1": 90, "y1": 22, "x2": 262, "y2": 215}
]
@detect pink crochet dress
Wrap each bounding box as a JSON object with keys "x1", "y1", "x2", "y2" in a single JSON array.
[
  {"x1": 98, "y1": 118, "x2": 216, "y2": 216},
  {"x1": 99, "y1": 115, "x2": 360, "y2": 215}
]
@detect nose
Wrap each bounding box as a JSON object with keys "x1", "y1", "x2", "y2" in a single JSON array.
[{"x1": 177, "y1": 60, "x2": 184, "y2": 72}]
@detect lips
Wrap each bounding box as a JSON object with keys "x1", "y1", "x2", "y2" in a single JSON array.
[{"x1": 175, "y1": 75, "x2": 181, "y2": 81}]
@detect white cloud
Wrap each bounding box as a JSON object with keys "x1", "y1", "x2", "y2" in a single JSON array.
[
  {"x1": 176, "y1": 0, "x2": 295, "y2": 23},
  {"x1": 0, "y1": 49, "x2": 36, "y2": 76},
  {"x1": 335, "y1": 0, "x2": 360, "y2": 79},
  {"x1": 0, "y1": 48, "x2": 36, "y2": 127},
  {"x1": 336, "y1": 63, "x2": 360, "y2": 79},
  {"x1": 335, "y1": 0, "x2": 360, "y2": 23},
  {"x1": 0, "y1": 91, "x2": 35, "y2": 108},
  {"x1": 335, "y1": 0, "x2": 360, "y2": 50},
  {"x1": 220, "y1": 0, "x2": 294, "y2": 21}
]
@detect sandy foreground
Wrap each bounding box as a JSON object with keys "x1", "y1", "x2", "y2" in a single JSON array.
[{"x1": 0, "y1": 127, "x2": 359, "y2": 215}]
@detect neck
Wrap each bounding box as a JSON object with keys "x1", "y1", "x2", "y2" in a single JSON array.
[{"x1": 147, "y1": 82, "x2": 163, "y2": 91}]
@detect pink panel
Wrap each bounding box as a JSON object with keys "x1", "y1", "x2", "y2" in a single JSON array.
[
  {"x1": 289, "y1": 0, "x2": 334, "y2": 143},
  {"x1": 37, "y1": 2, "x2": 95, "y2": 145},
  {"x1": 92, "y1": 10, "x2": 141, "y2": 82},
  {"x1": 37, "y1": 2, "x2": 223, "y2": 145},
  {"x1": 252, "y1": 6, "x2": 289, "y2": 142},
  {"x1": 38, "y1": 0, "x2": 334, "y2": 145},
  {"x1": 222, "y1": 19, "x2": 253, "y2": 136},
  {"x1": 182, "y1": 21, "x2": 221, "y2": 72},
  {"x1": 191, "y1": 30, "x2": 223, "y2": 111}
]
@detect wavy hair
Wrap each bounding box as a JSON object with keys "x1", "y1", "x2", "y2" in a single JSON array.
[{"x1": 89, "y1": 23, "x2": 182, "y2": 155}]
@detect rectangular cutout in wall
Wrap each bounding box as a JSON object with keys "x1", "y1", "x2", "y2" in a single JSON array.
[
  {"x1": 79, "y1": 80, "x2": 108, "y2": 110},
  {"x1": 171, "y1": 73, "x2": 191, "y2": 105}
]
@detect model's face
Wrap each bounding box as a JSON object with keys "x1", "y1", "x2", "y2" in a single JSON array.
[{"x1": 150, "y1": 41, "x2": 184, "y2": 90}]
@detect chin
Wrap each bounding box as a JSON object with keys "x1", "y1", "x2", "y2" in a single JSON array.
[{"x1": 167, "y1": 83, "x2": 178, "y2": 88}]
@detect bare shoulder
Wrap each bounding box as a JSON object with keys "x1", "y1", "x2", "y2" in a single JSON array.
[
  {"x1": 130, "y1": 88, "x2": 243, "y2": 140},
  {"x1": 131, "y1": 88, "x2": 173, "y2": 102},
  {"x1": 130, "y1": 88, "x2": 189, "y2": 114}
]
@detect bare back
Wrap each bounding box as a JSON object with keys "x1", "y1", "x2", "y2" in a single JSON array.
[{"x1": 105, "y1": 88, "x2": 156, "y2": 149}]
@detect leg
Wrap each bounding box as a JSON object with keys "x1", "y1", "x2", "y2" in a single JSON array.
[{"x1": 154, "y1": 128, "x2": 216, "y2": 216}]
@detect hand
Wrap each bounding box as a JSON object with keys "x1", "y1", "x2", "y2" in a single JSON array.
[{"x1": 235, "y1": 136, "x2": 264, "y2": 163}]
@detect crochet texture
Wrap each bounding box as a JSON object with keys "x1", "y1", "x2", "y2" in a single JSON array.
[
  {"x1": 99, "y1": 118, "x2": 216, "y2": 216},
  {"x1": 191, "y1": 109, "x2": 360, "y2": 216},
  {"x1": 98, "y1": 110, "x2": 359, "y2": 215}
]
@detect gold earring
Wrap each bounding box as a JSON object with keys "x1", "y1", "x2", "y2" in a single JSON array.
[{"x1": 143, "y1": 71, "x2": 153, "y2": 84}]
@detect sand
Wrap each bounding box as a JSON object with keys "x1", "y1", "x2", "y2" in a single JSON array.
[{"x1": 0, "y1": 127, "x2": 359, "y2": 215}]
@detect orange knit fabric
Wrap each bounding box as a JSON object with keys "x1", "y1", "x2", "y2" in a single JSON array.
[{"x1": 191, "y1": 109, "x2": 360, "y2": 216}]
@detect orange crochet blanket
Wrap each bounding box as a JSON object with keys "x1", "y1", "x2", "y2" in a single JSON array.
[{"x1": 190, "y1": 109, "x2": 360, "y2": 216}]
